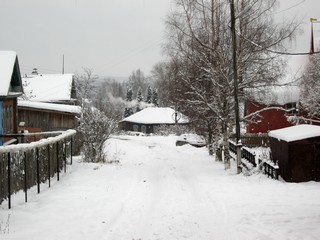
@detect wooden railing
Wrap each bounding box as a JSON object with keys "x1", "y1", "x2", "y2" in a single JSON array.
[
  {"x1": 228, "y1": 140, "x2": 279, "y2": 179},
  {"x1": 259, "y1": 159, "x2": 279, "y2": 180},
  {"x1": 241, "y1": 146, "x2": 256, "y2": 167},
  {"x1": 0, "y1": 130, "x2": 76, "y2": 208}
]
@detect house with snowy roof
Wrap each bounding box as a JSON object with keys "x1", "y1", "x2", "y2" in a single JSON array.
[
  {"x1": 18, "y1": 73, "x2": 79, "y2": 131},
  {"x1": 120, "y1": 107, "x2": 189, "y2": 134},
  {"x1": 0, "y1": 51, "x2": 24, "y2": 145}
]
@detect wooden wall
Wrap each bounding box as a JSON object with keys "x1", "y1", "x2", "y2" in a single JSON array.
[
  {"x1": 245, "y1": 101, "x2": 293, "y2": 134},
  {"x1": 270, "y1": 137, "x2": 320, "y2": 182},
  {"x1": 18, "y1": 108, "x2": 77, "y2": 132}
]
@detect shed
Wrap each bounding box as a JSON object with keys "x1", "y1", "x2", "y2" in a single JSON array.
[
  {"x1": 269, "y1": 124, "x2": 320, "y2": 182},
  {"x1": 18, "y1": 100, "x2": 80, "y2": 131},
  {"x1": 0, "y1": 51, "x2": 24, "y2": 145},
  {"x1": 119, "y1": 107, "x2": 189, "y2": 134},
  {"x1": 17, "y1": 100, "x2": 81, "y2": 153}
]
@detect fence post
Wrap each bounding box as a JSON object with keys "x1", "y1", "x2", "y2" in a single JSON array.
[
  {"x1": 36, "y1": 148, "x2": 40, "y2": 194},
  {"x1": 24, "y1": 151, "x2": 28, "y2": 203},
  {"x1": 47, "y1": 145, "x2": 51, "y2": 188},
  {"x1": 70, "y1": 137, "x2": 73, "y2": 165},
  {"x1": 7, "y1": 152, "x2": 11, "y2": 209},
  {"x1": 56, "y1": 142, "x2": 60, "y2": 181},
  {"x1": 236, "y1": 141, "x2": 242, "y2": 174},
  {"x1": 64, "y1": 139, "x2": 67, "y2": 173}
]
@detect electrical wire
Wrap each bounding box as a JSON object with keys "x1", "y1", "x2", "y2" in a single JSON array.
[
  {"x1": 275, "y1": 0, "x2": 307, "y2": 14},
  {"x1": 235, "y1": 28, "x2": 320, "y2": 56}
]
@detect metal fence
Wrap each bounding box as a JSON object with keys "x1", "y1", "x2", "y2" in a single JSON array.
[
  {"x1": 229, "y1": 140, "x2": 279, "y2": 179},
  {"x1": 0, "y1": 130, "x2": 76, "y2": 208}
]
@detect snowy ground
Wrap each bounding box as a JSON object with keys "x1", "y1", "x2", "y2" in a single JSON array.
[{"x1": 1, "y1": 135, "x2": 320, "y2": 240}]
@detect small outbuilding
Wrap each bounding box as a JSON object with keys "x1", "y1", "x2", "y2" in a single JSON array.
[
  {"x1": 120, "y1": 107, "x2": 189, "y2": 134},
  {"x1": 269, "y1": 124, "x2": 320, "y2": 182}
]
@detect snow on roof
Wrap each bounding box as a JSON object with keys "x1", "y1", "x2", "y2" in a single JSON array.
[
  {"x1": 252, "y1": 86, "x2": 300, "y2": 105},
  {"x1": 270, "y1": 86, "x2": 300, "y2": 105},
  {"x1": 22, "y1": 74, "x2": 74, "y2": 102},
  {"x1": 268, "y1": 124, "x2": 320, "y2": 142},
  {"x1": 0, "y1": 51, "x2": 17, "y2": 96},
  {"x1": 18, "y1": 100, "x2": 80, "y2": 114},
  {"x1": 121, "y1": 107, "x2": 189, "y2": 124}
]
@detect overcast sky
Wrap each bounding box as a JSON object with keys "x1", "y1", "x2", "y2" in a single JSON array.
[{"x1": 0, "y1": 0, "x2": 319, "y2": 79}]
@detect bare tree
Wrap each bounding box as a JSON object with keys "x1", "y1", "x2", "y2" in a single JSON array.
[
  {"x1": 128, "y1": 69, "x2": 148, "y2": 98},
  {"x1": 164, "y1": 0, "x2": 298, "y2": 169},
  {"x1": 75, "y1": 68, "x2": 118, "y2": 163},
  {"x1": 300, "y1": 54, "x2": 320, "y2": 119}
]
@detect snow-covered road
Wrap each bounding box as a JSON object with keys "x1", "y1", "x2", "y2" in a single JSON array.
[{"x1": 1, "y1": 135, "x2": 320, "y2": 240}]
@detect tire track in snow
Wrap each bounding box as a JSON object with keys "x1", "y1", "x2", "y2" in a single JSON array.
[{"x1": 104, "y1": 136, "x2": 232, "y2": 240}]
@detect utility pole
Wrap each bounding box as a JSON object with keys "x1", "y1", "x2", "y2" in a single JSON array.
[
  {"x1": 62, "y1": 54, "x2": 65, "y2": 74},
  {"x1": 310, "y1": 18, "x2": 318, "y2": 54},
  {"x1": 229, "y1": 0, "x2": 242, "y2": 174}
]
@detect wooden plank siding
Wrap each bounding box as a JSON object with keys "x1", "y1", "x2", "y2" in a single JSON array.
[
  {"x1": 17, "y1": 107, "x2": 81, "y2": 154},
  {"x1": 1, "y1": 99, "x2": 18, "y2": 145},
  {"x1": 18, "y1": 108, "x2": 77, "y2": 132},
  {"x1": 270, "y1": 136, "x2": 320, "y2": 182}
]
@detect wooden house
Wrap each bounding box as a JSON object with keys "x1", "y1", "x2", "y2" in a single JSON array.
[
  {"x1": 120, "y1": 107, "x2": 189, "y2": 134},
  {"x1": 18, "y1": 73, "x2": 81, "y2": 152},
  {"x1": 269, "y1": 125, "x2": 320, "y2": 182},
  {"x1": 18, "y1": 73, "x2": 79, "y2": 132},
  {"x1": 0, "y1": 51, "x2": 24, "y2": 145}
]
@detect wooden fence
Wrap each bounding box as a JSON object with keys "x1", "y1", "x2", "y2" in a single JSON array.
[
  {"x1": 229, "y1": 140, "x2": 279, "y2": 179},
  {"x1": 0, "y1": 130, "x2": 76, "y2": 209}
]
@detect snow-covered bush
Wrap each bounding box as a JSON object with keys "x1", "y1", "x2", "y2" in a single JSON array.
[
  {"x1": 75, "y1": 68, "x2": 118, "y2": 163},
  {"x1": 77, "y1": 106, "x2": 118, "y2": 163}
]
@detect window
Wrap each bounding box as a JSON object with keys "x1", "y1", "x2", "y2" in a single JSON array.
[{"x1": 285, "y1": 102, "x2": 298, "y2": 114}]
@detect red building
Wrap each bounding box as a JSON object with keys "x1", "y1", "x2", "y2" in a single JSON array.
[
  {"x1": 245, "y1": 100, "x2": 297, "y2": 133},
  {"x1": 244, "y1": 86, "x2": 302, "y2": 134}
]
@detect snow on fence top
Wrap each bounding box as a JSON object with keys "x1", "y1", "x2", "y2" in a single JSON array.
[
  {"x1": 0, "y1": 51, "x2": 17, "y2": 96},
  {"x1": 0, "y1": 129, "x2": 76, "y2": 153},
  {"x1": 268, "y1": 124, "x2": 320, "y2": 142},
  {"x1": 121, "y1": 107, "x2": 189, "y2": 124}
]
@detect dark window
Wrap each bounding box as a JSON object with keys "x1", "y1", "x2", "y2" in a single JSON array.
[{"x1": 285, "y1": 102, "x2": 298, "y2": 114}]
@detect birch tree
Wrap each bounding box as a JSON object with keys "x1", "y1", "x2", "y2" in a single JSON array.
[
  {"x1": 164, "y1": 0, "x2": 298, "y2": 168},
  {"x1": 300, "y1": 54, "x2": 320, "y2": 119}
]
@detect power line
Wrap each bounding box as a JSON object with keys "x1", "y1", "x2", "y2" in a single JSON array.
[
  {"x1": 236, "y1": 29, "x2": 320, "y2": 56},
  {"x1": 95, "y1": 36, "x2": 162, "y2": 74},
  {"x1": 275, "y1": 0, "x2": 307, "y2": 14}
]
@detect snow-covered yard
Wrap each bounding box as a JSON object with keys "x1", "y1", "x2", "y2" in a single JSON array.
[{"x1": 1, "y1": 135, "x2": 320, "y2": 240}]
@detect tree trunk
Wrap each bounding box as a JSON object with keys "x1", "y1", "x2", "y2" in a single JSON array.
[{"x1": 222, "y1": 118, "x2": 230, "y2": 170}]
